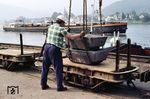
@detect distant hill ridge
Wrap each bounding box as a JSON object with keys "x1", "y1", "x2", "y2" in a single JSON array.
[
  {"x1": 0, "y1": 4, "x2": 36, "y2": 23},
  {"x1": 103, "y1": 0, "x2": 150, "y2": 16}
]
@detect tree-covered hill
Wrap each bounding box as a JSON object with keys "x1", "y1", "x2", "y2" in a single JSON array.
[{"x1": 103, "y1": 0, "x2": 150, "y2": 16}]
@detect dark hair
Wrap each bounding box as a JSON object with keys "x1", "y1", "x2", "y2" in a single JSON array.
[{"x1": 56, "y1": 19, "x2": 65, "y2": 24}]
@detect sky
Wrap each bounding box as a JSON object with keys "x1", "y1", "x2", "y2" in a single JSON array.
[
  {"x1": 0, "y1": 0, "x2": 122, "y2": 10},
  {"x1": 0, "y1": 0, "x2": 122, "y2": 22}
]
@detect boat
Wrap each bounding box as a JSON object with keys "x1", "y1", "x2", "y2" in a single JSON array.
[
  {"x1": 67, "y1": 0, "x2": 127, "y2": 35},
  {"x1": 109, "y1": 43, "x2": 150, "y2": 63},
  {"x1": 3, "y1": 0, "x2": 127, "y2": 34},
  {"x1": 3, "y1": 22, "x2": 127, "y2": 34},
  {"x1": 3, "y1": 23, "x2": 48, "y2": 32},
  {"x1": 110, "y1": 43, "x2": 150, "y2": 56},
  {"x1": 69, "y1": 22, "x2": 127, "y2": 34}
]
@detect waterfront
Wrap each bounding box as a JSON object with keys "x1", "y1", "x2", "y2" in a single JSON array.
[
  {"x1": 0, "y1": 24, "x2": 150, "y2": 48},
  {"x1": 0, "y1": 24, "x2": 150, "y2": 99}
]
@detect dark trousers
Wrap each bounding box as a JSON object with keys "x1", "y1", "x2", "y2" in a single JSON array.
[{"x1": 41, "y1": 44, "x2": 63, "y2": 89}]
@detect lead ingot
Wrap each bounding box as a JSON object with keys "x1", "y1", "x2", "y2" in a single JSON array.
[{"x1": 69, "y1": 34, "x2": 107, "y2": 50}]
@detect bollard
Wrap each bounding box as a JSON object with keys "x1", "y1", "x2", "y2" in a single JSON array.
[
  {"x1": 127, "y1": 38, "x2": 131, "y2": 68},
  {"x1": 20, "y1": 34, "x2": 24, "y2": 55},
  {"x1": 115, "y1": 40, "x2": 120, "y2": 72}
]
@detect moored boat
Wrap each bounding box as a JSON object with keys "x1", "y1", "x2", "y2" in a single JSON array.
[
  {"x1": 111, "y1": 43, "x2": 150, "y2": 56},
  {"x1": 3, "y1": 22, "x2": 127, "y2": 34},
  {"x1": 69, "y1": 22, "x2": 127, "y2": 34},
  {"x1": 3, "y1": 23, "x2": 48, "y2": 32},
  {"x1": 109, "y1": 43, "x2": 150, "y2": 63}
]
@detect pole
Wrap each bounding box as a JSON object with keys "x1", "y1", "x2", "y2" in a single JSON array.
[
  {"x1": 127, "y1": 38, "x2": 131, "y2": 68},
  {"x1": 68, "y1": 0, "x2": 72, "y2": 28},
  {"x1": 99, "y1": 0, "x2": 103, "y2": 33},
  {"x1": 83, "y1": 0, "x2": 85, "y2": 31},
  {"x1": 90, "y1": 4, "x2": 94, "y2": 33},
  {"x1": 85, "y1": 0, "x2": 88, "y2": 32},
  {"x1": 116, "y1": 40, "x2": 120, "y2": 72},
  {"x1": 20, "y1": 33, "x2": 23, "y2": 55}
]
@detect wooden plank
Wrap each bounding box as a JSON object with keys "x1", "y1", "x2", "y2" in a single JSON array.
[
  {"x1": 0, "y1": 49, "x2": 40, "y2": 56},
  {"x1": 64, "y1": 70, "x2": 122, "y2": 83},
  {"x1": 63, "y1": 58, "x2": 129, "y2": 73}
]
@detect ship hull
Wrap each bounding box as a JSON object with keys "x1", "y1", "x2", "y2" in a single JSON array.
[
  {"x1": 69, "y1": 22, "x2": 127, "y2": 34},
  {"x1": 3, "y1": 22, "x2": 127, "y2": 34},
  {"x1": 3, "y1": 26, "x2": 48, "y2": 32}
]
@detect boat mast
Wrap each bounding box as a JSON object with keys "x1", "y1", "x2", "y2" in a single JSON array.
[
  {"x1": 83, "y1": 0, "x2": 88, "y2": 32},
  {"x1": 90, "y1": 0, "x2": 95, "y2": 33},
  {"x1": 99, "y1": 0, "x2": 103, "y2": 33},
  {"x1": 68, "y1": 0, "x2": 87, "y2": 32},
  {"x1": 68, "y1": 0, "x2": 72, "y2": 28}
]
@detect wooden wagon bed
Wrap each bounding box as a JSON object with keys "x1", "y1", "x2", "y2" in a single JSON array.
[
  {"x1": 0, "y1": 48, "x2": 40, "y2": 71},
  {"x1": 0, "y1": 49, "x2": 39, "y2": 57},
  {"x1": 63, "y1": 58, "x2": 139, "y2": 89}
]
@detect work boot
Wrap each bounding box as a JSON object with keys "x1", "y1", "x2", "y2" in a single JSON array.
[
  {"x1": 41, "y1": 85, "x2": 50, "y2": 90},
  {"x1": 57, "y1": 87, "x2": 67, "y2": 92}
]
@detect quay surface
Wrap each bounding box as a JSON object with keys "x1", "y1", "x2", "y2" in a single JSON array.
[
  {"x1": 0, "y1": 58, "x2": 150, "y2": 99},
  {"x1": 0, "y1": 43, "x2": 150, "y2": 99},
  {"x1": 0, "y1": 68, "x2": 118, "y2": 99}
]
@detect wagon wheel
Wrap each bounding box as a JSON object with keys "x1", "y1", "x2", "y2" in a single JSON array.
[
  {"x1": 23, "y1": 61, "x2": 35, "y2": 69},
  {"x1": 126, "y1": 80, "x2": 137, "y2": 89},
  {"x1": 91, "y1": 79, "x2": 106, "y2": 92},
  {"x1": 0, "y1": 60, "x2": 2, "y2": 65},
  {"x1": 2, "y1": 60, "x2": 16, "y2": 71},
  {"x1": 49, "y1": 66, "x2": 55, "y2": 73}
]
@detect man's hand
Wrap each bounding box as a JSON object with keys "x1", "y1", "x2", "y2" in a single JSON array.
[
  {"x1": 80, "y1": 31, "x2": 86, "y2": 38},
  {"x1": 67, "y1": 28, "x2": 71, "y2": 32}
]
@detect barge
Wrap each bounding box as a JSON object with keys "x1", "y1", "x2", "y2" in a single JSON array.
[
  {"x1": 3, "y1": 24, "x2": 48, "y2": 32},
  {"x1": 3, "y1": 22, "x2": 127, "y2": 34},
  {"x1": 69, "y1": 22, "x2": 127, "y2": 34},
  {"x1": 109, "y1": 43, "x2": 150, "y2": 63}
]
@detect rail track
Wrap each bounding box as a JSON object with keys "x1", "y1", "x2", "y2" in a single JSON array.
[
  {"x1": 19, "y1": 66, "x2": 150, "y2": 99},
  {"x1": 0, "y1": 41, "x2": 150, "y2": 99}
]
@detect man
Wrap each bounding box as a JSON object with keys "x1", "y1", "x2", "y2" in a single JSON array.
[{"x1": 41, "y1": 15, "x2": 85, "y2": 91}]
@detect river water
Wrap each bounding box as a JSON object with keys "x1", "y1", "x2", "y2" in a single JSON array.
[{"x1": 0, "y1": 24, "x2": 150, "y2": 48}]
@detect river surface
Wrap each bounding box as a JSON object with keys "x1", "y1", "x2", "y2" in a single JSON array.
[{"x1": 0, "y1": 24, "x2": 150, "y2": 48}]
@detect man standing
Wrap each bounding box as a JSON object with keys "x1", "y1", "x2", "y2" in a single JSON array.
[{"x1": 41, "y1": 15, "x2": 85, "y2": 91}]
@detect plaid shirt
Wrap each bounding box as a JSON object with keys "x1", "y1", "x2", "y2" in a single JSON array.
[{"x1": 46, "y1": 23, "x2": 68, "y2": 48}]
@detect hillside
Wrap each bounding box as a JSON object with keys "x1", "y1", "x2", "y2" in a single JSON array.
[
  {"x1": 0, "y1": 4, "x2": 44, "y2": 23},
  {"x1": 102, "y1": 0, "x2": 150, "y2": 16}
]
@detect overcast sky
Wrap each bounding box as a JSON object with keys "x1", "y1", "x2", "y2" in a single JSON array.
[
  {"x1": 0, "y1": 0, "x2": 122, "y2": 22},
  {"x1": 0, "y1": 0, "x2": 122, "y2": 11}
]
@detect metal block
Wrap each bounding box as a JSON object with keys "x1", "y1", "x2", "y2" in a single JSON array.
[
  {"x1": 69, "y1": 34, "x2": 107, "y2": 50},
  {"x1": 68, "y1": 48, "x2": 108, "y2": 65}
]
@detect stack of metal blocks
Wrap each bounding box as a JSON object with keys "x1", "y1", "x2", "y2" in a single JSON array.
[{"x1": 68, "y1": 34, "x2": 108, "y2": 65}]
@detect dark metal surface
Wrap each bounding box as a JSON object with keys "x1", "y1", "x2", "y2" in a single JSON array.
[
  {"x1": 115, "y1": 40, "x2": 120, "y2": 72},
  {"x1": 127, "y1": 39, "x2": 131, "y2": 68},
  {"x1": 20, "y1": 34, "x2": 24, "y2": 55},
  {"x1": 69, "y1": 34, "x2": 107, "y2": 50},
  {"x1": 68, "y1": 48, "x2": 108, "y2": 65},
  {"x1": 139, "y1": 70, "x2": 150, "y2": 82}
]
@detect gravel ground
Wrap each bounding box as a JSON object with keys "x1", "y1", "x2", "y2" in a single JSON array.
[
  {"x1": 0, "y1": 65, "x2": 150, "y2": 99},
  {"x1": 0, "y1": 68, "x2": 112, "y2": 99}
]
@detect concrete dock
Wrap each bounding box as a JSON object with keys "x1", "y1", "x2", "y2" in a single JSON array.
[
  {"x1": 0, "y1": 43, "x2": 150, "y2": 99},
  {"x1": 0, "y1": 68, "x2": 114, "y2": 99},
  {"x1": 0, "y1": 59, "x2": 150, "y2": 99}
]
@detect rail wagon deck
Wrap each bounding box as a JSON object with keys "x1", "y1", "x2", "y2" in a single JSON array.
[
  {"x1": 63, "y1": 58, "x2": 139, "y2": 89},
  {"x1": 0, "y1": 48, "x2": 39, "y2": 71}
]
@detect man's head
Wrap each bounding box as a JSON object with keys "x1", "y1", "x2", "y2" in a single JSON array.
[{"x1": 56, "y1": 15, "x2": 65, "y2": 26}]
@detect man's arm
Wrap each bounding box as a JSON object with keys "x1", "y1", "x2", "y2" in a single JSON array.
[{"x1": 65, "y1": 31, "x2": 85, "y2": 39}]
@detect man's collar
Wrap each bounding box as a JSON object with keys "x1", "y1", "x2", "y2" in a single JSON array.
[{"x1": 54, "y1": 23, "x2": 60, "y2": 26}]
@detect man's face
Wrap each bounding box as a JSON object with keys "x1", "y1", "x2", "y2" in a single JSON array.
[{"x1": 60, "y1": 21, "x2": 65, "y2": 27}]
